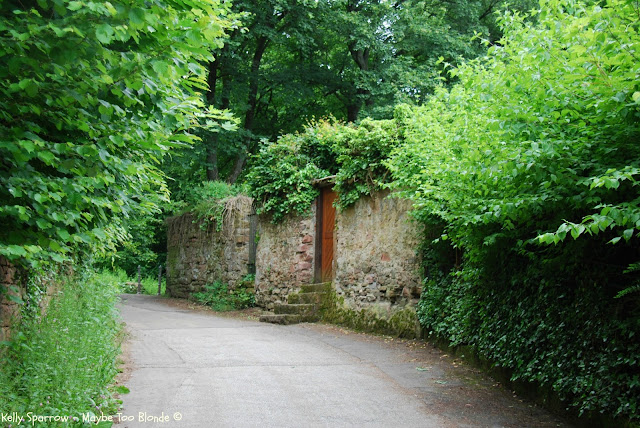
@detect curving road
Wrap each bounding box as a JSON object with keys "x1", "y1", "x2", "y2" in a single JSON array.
[{"x1": 116, "y1": 294, "x2": 569, "y2": 428}]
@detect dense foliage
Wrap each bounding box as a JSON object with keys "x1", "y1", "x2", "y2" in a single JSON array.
[
  {"x1": 332, "y1": 119, "x2": 400, "y2": 207},
  {"x1": 0, "y1": 0, "x2": 234, "y2": 268},
  {"x1": 2, "y1": 0, "x2": 638, "y2": 422},
  {"x1": 246, "y1": 118, "x2": 400, "y2": 221},
  {"x1": 0, "y1": 272, "x2": 124, "y2": 423},
  {"x1": 180, "y1": 0, "x2": 536, "y2": 184},
  {"x1": 387, "y1": 0, "x2": 640, "y2": 420},
  {"x1": 96, "y1": 213, "x2": 168, "y2": 278},
  {"x1": 246, "y1": 132, "x2": 330, "y2": 222}
]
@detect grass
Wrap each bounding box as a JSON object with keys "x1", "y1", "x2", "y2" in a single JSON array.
[{"x1": 0, "y1": 271, "x2": 124, "y2": 426}]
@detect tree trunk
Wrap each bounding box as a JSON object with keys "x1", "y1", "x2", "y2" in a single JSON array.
[
  {"x1": 227, "y1": 37, "x2": 269, "y2": 184},
  {"x1": 244, "y1": 36, "x2": 269, "y2": 133},
  {"x1": 206, "y1": 144, "x2": 219, "y2": 181},
  {"x1": 206, "y1": 56, "x2": 220, "y2": 105},
  {"x1": 346, "y1": 102, "x2": 361, "y2": 122},
  {"x1": 205, "y1": 50, "x2": 232, "y2": 181},
  {"x1": 345, "y1": 43, "x2": 372, "y2": 122},
  {"x1": 227, "y1": 152, "x2": 247, "y2": 185},
  {"x1": 205, "y1": 57, "x2": 220, "y2": 181}
]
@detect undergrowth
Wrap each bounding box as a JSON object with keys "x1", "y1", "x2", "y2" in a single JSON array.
[
  {"x1": 0, "y1": 271, "x2": 124, "y2": 425},
  {"x1": 192, "y1": 279, "x2": 255, "y2": 311}
]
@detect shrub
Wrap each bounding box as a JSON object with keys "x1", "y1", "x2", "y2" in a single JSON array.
[
  {"x1": 389, "y1": 0, "x2": 640, "y2": 420},
  {"x1": 171, "y1": 180, "x2": 246, "y2": 229},
  {"x1": 0, "y1": 0, "x2": 234, "y2": 269},
  {"x1": 247, "y1": 117, "x2": 401, "y2": 221}
]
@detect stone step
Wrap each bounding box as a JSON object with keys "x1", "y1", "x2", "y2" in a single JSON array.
[
  {"x1": 274, "y1": 303, "x2": 317, "y2": 316},
  {"x1": 297, "y1": 313, "x2": 321, "y2": 323},
  {"x1": 300, "y1": 282, "x2": 331, "y2": 293},
  {"x1": 288, "y1": 292, "x2": 325, "y2": 304},
  {"x1": 259, "y1": 313, "x2": 301, "y2": 325}
]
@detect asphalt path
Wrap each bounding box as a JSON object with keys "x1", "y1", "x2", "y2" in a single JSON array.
[{"x1": 116, "y1": 294, "x2": 570, "y2": 428}]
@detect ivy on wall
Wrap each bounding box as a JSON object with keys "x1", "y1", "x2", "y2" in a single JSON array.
[{"x1": 246, "y1": 117, "x2": 400, "y2": 221}]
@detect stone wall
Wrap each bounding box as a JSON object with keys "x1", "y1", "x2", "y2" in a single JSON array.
[
  {"x1": 0, "y1": 258, "x2": 62, "y2": 341},
  {"x1": 254, "y1": 207, "x2": 316, "y2": 310},
  {"x1": 166, "y1": 197, "x2": 253, "y2": 298},
  {"x1": 329, "y1": 191, "x2": 423, "y2": 332},
  {"x1": 0, "y1": 256, "x2": 23, "y2": 342},
  {"x1": 164, "y1": 190, "x2": 423, "y2": 336}
]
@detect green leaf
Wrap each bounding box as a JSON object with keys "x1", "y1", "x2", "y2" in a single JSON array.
[
  {"x1": 96, "y1": 24, "x2": 115, "y2": 44},
  {"x1": 93, "y1": 228, "x2": 107, "y2": 240},
  {"x1": 36, "y1": 218, "x2": 52, "y2": 229},
  {"x1": 4, "y1": 245, "x2": 27, "y2": 257},
  {"x1": 57, "y1": 229, "x2": 71, "y2": 241},
  {"x1": 50, "y1": 253, "x2": 66, "y2": 263},
  {"x1": 114, "y1": 385, "x2": 130, "y2": 394},
  {"x1": 7, "y1": 294, "x2": 24, "y2": 304},
  {"x1": 49, "y1": 240, "x2": 63, "y2": 251},
  {"x1": 19, "y1": 79, "x2": 39, "y2": 97},
  {"x1": 37, "y1": 151, "x2": 55, "y2": 164},
  {"x1": 151, "y1": 60, "x2": 169, "y2": 76},
  {"x1": 129, "y1": 8, "x2": 145, "y2": 25},
  {"x1": 570, "y1": 224, "x2": 586, "y2": 240},
  {"x1": 68, "y1": 1, "x2": 83, "y2": 11}
]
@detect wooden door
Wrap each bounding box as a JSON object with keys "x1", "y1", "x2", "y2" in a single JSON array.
[{"x1": 320, "y1": 188, "x2": 337, "y2": 282}]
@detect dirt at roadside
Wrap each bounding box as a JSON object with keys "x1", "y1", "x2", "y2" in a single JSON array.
[{"x1": 152, "y1": 295, "x2": 263, "y2": 321}]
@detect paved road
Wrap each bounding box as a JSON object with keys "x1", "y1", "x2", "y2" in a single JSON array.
[{"x1": 116, "y1": 294, "x2": 569, "y2": 428}]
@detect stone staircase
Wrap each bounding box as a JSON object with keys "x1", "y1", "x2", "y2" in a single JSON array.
[{"x1": 259, "y1": 283, "x2": 331, "y2": 325}]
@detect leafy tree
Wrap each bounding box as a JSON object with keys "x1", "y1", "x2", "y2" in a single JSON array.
[
  {"x1": 195, "y1": 0, "x2": 532, "y2": 184},
  {"x1": 0, "y1": 0, "x2": 235, "y2": 268},
  {"x1": 201, "y1": 0, "x2": 325, "y2": 183},
  {"x1": 388, "y1": 0, "x2": 640, "y2": 419},
  {"x1": 318, "y1": 0, "x2": 536, "y2": 121},
  {"x1": 389, "y1": 0, "x2": 640, "y2": 266}
]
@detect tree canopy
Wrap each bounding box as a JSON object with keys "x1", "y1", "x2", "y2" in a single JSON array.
[
  {"x1": 168, "y1": 0, "x2": 535, "y2": 186},
  {"x1": 2, "y1": 0, "x2": 639, "y2": 421}
]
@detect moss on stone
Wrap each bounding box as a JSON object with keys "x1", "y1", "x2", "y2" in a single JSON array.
[{"x1": 320, "y1": 289, "x2": 420, "y2": 338}]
